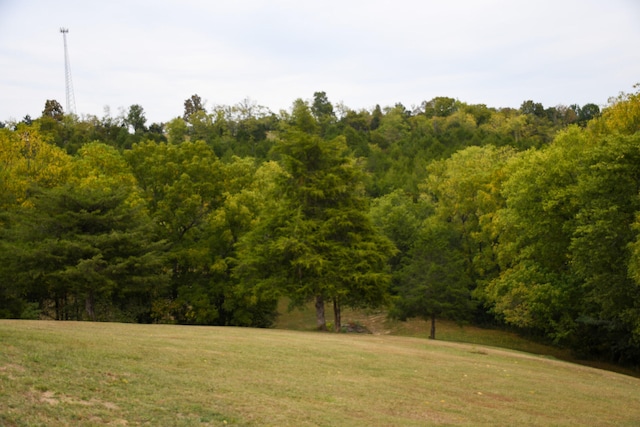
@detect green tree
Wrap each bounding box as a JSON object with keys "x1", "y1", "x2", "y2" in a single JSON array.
[
  {"x1": 288, "y1": 98, "x2": 319, "y2": 134},
  {"x1": 226, "y1": 98, "x2": 277, "y2": 158},
  {"x1": 370, "y1": 104, "x2": 383, "y2": 130},
  {"x1": 520, "y1": 100, "x2": 545, "y2": 117},
  {"x1": 311, "y1": 91, "x2": 334, "y2": 120},
  {"x1": 569, "y1": 133, "x2": 640, "y2": 362},
  {"x1": 486, "y1": 119, "x2": 640, "y2": 364},
  {"x1": 484, "y1": 127, "x2": 588, "y2": 340},
  {"x1": 370, "y1": 190, "x2": 432, "y2": 271},
  {"x1": 0, "y1": 143, "x2": 167, "y2": 321},
  {"x1": 392, "y1": 219, "x2": 475, "y2": 339},
  {"x1": 311, "y1": 91, "x2": 337, "y2": 137},
  {"x1": 423, "y1": 145, "x2": 516, "y2": 289},
  {"x1": 370, "y1": 104, "x2": 410, "y2": 149},
  {"x1": 126, "y1": 104, "x2": 147, "y2": 134},
  {"x1": 126, "y1": 140, "x2": 223, "y2": 323},
  {"x1": 165, "y1": 117, "x2": 188, "y2": 144},
  {"x1": 577, "y1": 103, "x2": 600, "y2": 126},
  {"x1": 126, "y1": 140, "x2": 276, "y2": 326},
  {"x1": 0, "y1": 184, "x2": 167, "y2": 321},
  {"x1": 236, "y1": 127, "x2": 396, "y2": 331},
  {"x1": 422, "y1": 96, "x2": 458, "y2": 118},
  {"x1": 184, "y1": 94, "x2": 205, "y2": 122},
  {"x1": 42, "y1": 99, "x2": 64, "y2": 121}
]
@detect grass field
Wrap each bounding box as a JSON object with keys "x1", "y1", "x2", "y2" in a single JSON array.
[
  {"x1": 1, "y1": 320, "x2": 639, "y2": 426},
  {"x1": 273, "y1": 302, "x2": 620, "y2": 371}
]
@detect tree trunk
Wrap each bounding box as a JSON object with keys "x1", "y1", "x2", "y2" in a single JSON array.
[
  {"x1": 55, "y1": 296, "x2": 62, "y2": 321},
  {"x1": 333, "y1": 298, "x2": 341, "y2": 332},
  {"x1": 315, "y1": 295, "x2": 327, "y2": 331},
  {"x1": 85, "y1": 291, "x2": 96, "y2": 321},
  {"x1": 429, "y1": 313, "x2": 436, "y2": 339}
]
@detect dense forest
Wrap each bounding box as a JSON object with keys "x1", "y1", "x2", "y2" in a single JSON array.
[{"x1": 1, "y1": 88, "x2": 639, "y2": 367}]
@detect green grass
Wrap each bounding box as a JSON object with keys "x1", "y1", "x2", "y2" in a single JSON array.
[
  {"x1": 275, "y1": 302, "x2": 562, "y2": 355},
  {"x1": 1, "y1": 320, "x2": 640, "y2": 426},
  {"x1": 274, "y1": 301, "x2": 638, "y2": 375}
]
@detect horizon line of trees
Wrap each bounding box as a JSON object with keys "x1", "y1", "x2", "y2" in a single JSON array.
[
  {"x1": 2, "y1": 93, "x2": 602, "y2": 135},
  {"x1": 2, "y1": 87, "x2": 640, "y2": 368}
]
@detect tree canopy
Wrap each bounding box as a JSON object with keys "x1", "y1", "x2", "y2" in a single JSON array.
[
  {"x1": 235, "y1": 101, "x2": 395, "y2": 331},
  {"x1": 3, "y1": 87, "x2": 640, "y2": 368}
]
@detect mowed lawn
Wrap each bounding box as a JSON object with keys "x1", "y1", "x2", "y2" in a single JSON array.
[{"x1": 1, "y1": 320, "x2": 639, "y2": 426}]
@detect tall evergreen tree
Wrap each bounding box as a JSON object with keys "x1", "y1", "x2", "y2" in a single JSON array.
[
  {"x1": 235, "y1": 116, "x2": 396, "y2": 330},
  {"x1": 392, "y1": 219, "x2": 475, "y2": 339},
  {"x1": 0, "y1": 183, "x2": 168, "y2": 321}
]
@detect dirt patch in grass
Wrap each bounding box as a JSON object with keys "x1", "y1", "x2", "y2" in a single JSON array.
[
  {"x1": 0, "y1": 363, "x2": 26, "y2": 381},
  {"x1": 28, "y1": 389, "x2": 120, "y2": 410},
  {"x1": 0, "y1": 363, "x2": 26, "y2": 373}
]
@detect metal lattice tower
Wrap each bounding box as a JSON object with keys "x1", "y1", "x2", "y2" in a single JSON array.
[{"x1": 60, "y1": 28, "x2": 76, "y2": 115}]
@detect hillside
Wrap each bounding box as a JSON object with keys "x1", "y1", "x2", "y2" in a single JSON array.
[
  {"x1": 3, "y1": 89, "x2": 640, "y2": 366},
  {"x1": 1, "y1": 320, "x2": 639, "y2": 426},
  {"x1": 273, "y1": 302, "x2": 640, "y2": 376}
]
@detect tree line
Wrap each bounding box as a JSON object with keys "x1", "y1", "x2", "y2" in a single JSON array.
[{"x1": 2, "y1": 88, "x2": 639, "y2": 367}]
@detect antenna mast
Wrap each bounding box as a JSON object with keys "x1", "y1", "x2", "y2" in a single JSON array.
[{"x1": 60, "y1": 28, "x2": 76, "y2": 115}]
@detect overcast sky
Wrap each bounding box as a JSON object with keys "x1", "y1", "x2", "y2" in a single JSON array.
[{"x1": 1, "y1": 0, "x2": 639, "y2": 124}]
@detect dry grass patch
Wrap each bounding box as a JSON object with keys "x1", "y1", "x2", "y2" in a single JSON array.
[
  {"x1": 1, "y1": 320, "x2": 639, "y2": 426},
  {"x1": 275, "y1": 300, "x2": 640, "y2": 376}
]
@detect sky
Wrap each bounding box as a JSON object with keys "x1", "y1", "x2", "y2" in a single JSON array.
[{"x1": 1, "y1": 0, "x2": 639, "y2": 124}]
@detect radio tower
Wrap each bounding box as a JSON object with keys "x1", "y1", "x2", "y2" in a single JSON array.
[{"x1": 60, "y1": 28, "x2": 76, "y2": 115}]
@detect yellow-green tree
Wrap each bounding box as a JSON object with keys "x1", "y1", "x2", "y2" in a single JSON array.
[
  {"x1": 484, "y1": 128, "x2": 588, "y2": 338},
  {"x1": 423, "y1": 145, "x2": 516, "y2": 286},
  {"x1": 589, "y1": 85, "x2": 640, "y2": 136},
  {"x1": 0, "y1": 124, "x2": 71, "y2": 210}
]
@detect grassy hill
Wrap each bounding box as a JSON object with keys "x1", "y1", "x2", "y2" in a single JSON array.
[
  {"x1": 273, "y1": 302, "x2": 633, "y2": 373},
  {"x1": 1, "y1": 320, "x2": 639, "y2": 426}
]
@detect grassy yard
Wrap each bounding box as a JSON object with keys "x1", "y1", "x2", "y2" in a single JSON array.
[
  {"x1": 274, "y1": 301, "x2": 639, "y2": 375},
  {"x1": 1, "y1": 320, "x2": 639, "y2": 426}
]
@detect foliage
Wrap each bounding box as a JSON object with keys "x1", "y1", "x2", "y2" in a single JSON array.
[
  {"x1": 3, "y1": 86, "x2": 640, "y2": 365},
  {"x1": 589, "y1": 87, "x2": 640, "y2": 136},
  {"x1": 370, "y1": 189, "x2": 432, "y2": 270},
  {"x1": 423, "y1": 145, "x2": 517, "y2": 296},
  {"x1": 482, "y1": 89, "x2": 640, "y2": 364},
  {"x1": 483, "y1": 128, "x2": 590, "y2": 340},
  {"x1": 0, "y1": 182, "x2": 167, "y2": 322},
  {"x1": 125, "y1": 104, "x2": 147, "y2": 134},
  {"x1": 392, "y1": 219, "x2": 475, "y2": 339},
  {"x1": 183, "y1": 93, "x2": 205, "y2": 122},
  {"x1": 126, "y1": 140, "x2": 277, "y2": 326},
  {"x1": 235, "y1": 106, "x2": 395, "y2": 331},
  {"x1": 0, "y1": 124, "x2": 72, "y2": 210},
  {"x1": 42, "y1": 99, "x2": 64, "y2": 121}
]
